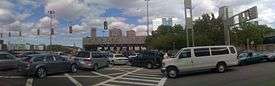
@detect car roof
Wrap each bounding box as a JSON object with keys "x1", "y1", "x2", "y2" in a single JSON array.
[{"x1": 0, "y1": 52, "x2": 10, "y2": 54}]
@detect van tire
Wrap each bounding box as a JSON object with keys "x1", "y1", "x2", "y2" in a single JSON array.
[
  {"x1": 216, "y1": 62, "x2": 227, "y2": 73},
  {"x1": 167, "y1": 67, "x2": 178, "y2": 78}
]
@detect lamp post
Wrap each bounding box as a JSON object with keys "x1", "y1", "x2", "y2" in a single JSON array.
[
  {"x1": 48, "y1": 10, "x2": 55, "y2": 52},
  {"x1": 145, "y1": 0, "x2": 150, "y2": 36}
]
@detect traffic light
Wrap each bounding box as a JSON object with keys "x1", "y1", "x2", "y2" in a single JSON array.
[
  {"x1": 8, "y1": 32, "x2": 11, "y2": 37},
  {"x1": 50, "y1": 28, "x2": 54, "y2": 35},
  {"x1": 104, "y1": 21, "x2": 108, "y2": 30},
  {"x1": 19, "y1": 31, "x2": 22, "y2": 37},
  {"x1": 69, "y1": 26, "x2": 73, "y2": 34},
  {"x1": 37, "y1": 29, "x2": 40, "y2": 35},
  {"x1": 0, "y1": 33, "x2": 2, "y2": 38}
]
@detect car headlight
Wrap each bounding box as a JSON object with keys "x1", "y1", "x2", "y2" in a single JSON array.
[{"x1": 162, "y1": 63, "x2": 165, "y2": 67}]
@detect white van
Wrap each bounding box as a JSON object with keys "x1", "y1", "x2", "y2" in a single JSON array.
[{"x1": 161, "y1": 46, "x2": 239, "y2": 78}]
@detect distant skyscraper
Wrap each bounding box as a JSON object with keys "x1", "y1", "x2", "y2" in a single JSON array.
[
  {"x1": 152, "y1": 17, "x2": 179, "y2": 31},
  {"x1": 126, "y1": 30, "x2": 136, "y2": 37},
  {"x1": 91, "y1": 28, "x2": 97, "y2": 37},
  {"x1": 109, "y1": 28, "x2": 122, "y2": 37}
]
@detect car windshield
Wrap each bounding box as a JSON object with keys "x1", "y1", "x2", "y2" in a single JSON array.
[{"x1": 115, "y1": 55, "x2": 124, "y2": 57}]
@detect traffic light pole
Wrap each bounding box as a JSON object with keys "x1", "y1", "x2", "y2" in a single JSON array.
[{"x1": 145, "y1": 0, "x2": 150, "y2": 36}]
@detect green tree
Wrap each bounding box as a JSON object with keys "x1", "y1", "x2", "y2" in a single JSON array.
[
  {"x1": 231, "y1": 22, "x2": 273, "y2": 46},
  {"x1": 145, "y1": 25, "x2": 186, "y2": 50}
]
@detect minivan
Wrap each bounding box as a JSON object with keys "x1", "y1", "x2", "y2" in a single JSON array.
[
  {"x1": 161, "y1": 46, "x2": 239, "y2": 78},
  {"x1": 73, "y1": 51, "x2": 109, "y2": 71}
]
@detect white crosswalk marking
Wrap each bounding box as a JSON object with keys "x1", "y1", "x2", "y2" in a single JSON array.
[
  {"x1": 94, "y1": 68, "x2": 166, "y2": 86},
  {"x1": 25, "y1": 78, "x2": 33, "y2": 86},
  {"x1": 120, "y1": 77, "x2": 160, "y2": 83},
  {"x1": 64, "y1": 73, "x2": 82, "y2": 86},
  {"x1": 92, "y1": 71, "x2": 114, "y2": 79},
  {"x1": 111, "y1": 80, "x2": 156, "y2": 86},
  {"x1": 124, "y1": 74, "x2": 162, "y2": 80}
]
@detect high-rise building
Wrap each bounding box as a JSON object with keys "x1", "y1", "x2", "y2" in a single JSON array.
[
  {"x1": 126, "y1": 30, "x2": 136, "y2": 37},
  {"x1": 91, "y1": 28, "x2": 97, "y2": 37},
  {"x1": 152, "y1": 17, "x2": 179, "y2": 31},
  {"x1": 109, "y1": 28, "x2": 122, "y2": 37}
]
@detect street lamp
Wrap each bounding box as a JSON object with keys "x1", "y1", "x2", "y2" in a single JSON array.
[
  {"x1": 145, "y1": 0, "x2": 150, "y2": 36},
  {"x1": 48, "y1": 10, "x2": 55, "y2": 52}
]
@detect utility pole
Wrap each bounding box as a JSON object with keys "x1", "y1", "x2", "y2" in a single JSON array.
[
  {"x1": 48, "y1": 10, "x2": 55, "y2": 52},
  {"x1": 184, "y1": 0, "x2": 194, "y2": 47},
  {"x1": 145, "y1": 0, "x2": 150, "y2": 36}
]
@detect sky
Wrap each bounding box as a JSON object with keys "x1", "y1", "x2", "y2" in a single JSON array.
[{"x1": 0, "y1": 0, "x2": 274, "y2": 47}]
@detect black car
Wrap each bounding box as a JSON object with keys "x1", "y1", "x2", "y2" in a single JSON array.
[
  {"x1": 128, "y1": 51, "x2": 163, "y2": 69},
  {"x1": 18, "y1": 51, "x2": 40, "y2": 58},
  {"x1": 18, "y1": 54, "x2": 78, "y2": 78}
]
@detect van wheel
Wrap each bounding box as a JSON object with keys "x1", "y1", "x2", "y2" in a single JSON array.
[
  {"x1": 36, "y1": 67, "x2": 47, "y2": 79},
  {"x1": 216, "y1": 63, "x2": 227, "y2": 73},
  {"x1": 167, "y1": 67, "x2": 178, "y2": 78},
  {"x1": 146, "y1": 62, "x2": 153, "y2": 69}
]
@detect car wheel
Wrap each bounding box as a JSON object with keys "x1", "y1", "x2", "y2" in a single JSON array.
[
  {"x1": 93, "y1": 64, "x2": 98, "y2": 71},
  {"x1": 127, "y1": 62, "x2": 132, "y2": 66},
  {"x1": 70, "y1": 64, "x2": 78, "y2": 73},
  {"x1": 146, "y1": 62, "x2": 153, "y2": 69},
  {"x1": 36, "y1": 67, "x2": 47, "y2": 79},
  {"x1": 167, "y1": 67, "x2": 178, "y2": 78},
  {"x1": 216, "y1": 63, "x2": 227, "y2": 73}
]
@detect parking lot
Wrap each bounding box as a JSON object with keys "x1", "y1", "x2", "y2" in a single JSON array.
[
  {"x1": 0, "y1": 65, "x2": 166, "y2": 86},
  {"x1": 1, "y1": 62, "x2": 275, "y2": 86}
]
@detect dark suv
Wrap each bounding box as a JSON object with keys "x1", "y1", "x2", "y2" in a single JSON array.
[
  {"x1": 128, "y1": 51, "x2": 163, "y2": 69},
  {"x1": 18, "y1": 54, "x2": 78, "y2": 78}
]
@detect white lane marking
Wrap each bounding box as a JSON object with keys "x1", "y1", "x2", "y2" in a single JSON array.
[
  {"x1": 129, "y1": 73, "x2": 161, "y2": 77},
  {"x1": 0, "y1": 76, "x2": 25, "y2": 79},
  {"x1": 157, "y1": 77, "x2": 167, "y2": 86},
  {"x1": 125, "y1": 75, "x2": 162, "y2": 80},
  {"x1": 106, "y1": 68, "x2": 138, "y2": 70},
  {"x1": 106, "y1": 72, "x2": 125, "y2": 76},
  {"x1": 64, "y1": 73, "x2": 82, "y2": 86},
  {"x1": 49, "y1": 75, "x2": 101, "y2": 78},
  {"x1": 93, "y1": 68, "x2": 141, "y2": 86},
  {"x1": 101, "y1": 83, "x2": 121, "y2": 86},
  {"x1": 120, "y1": 77, "x2": 160, "y2": 83},
  {"x1": 110, "y1": 80, "x2": 156, "y2": 86},
  {"x1": 25, "y1": 78, "x2": 33, "y2": 86},
  {"x1": 92, "y1": 71, "x2": 113, "y2": 79}
]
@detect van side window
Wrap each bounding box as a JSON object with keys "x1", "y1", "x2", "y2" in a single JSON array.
[
  {"x1": 194, "y1": 48, "x2": 210, "y2": 57},
  {"x1": 179, "y1": 49, "x2": 191, "y2": 59},
  {"x1": 211, "y1": 47, "x2": 229, "y2": 55},
  {"x1": 229, "y1": 47, "x2": 236, "y2": 54}
]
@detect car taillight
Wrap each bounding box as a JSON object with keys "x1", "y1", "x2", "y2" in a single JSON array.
[{"x1": 84, "y1": 59, "x2": 91, "y2": 64}]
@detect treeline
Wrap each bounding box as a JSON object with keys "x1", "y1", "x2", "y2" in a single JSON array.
[{"x1": 146, "y1": 13, "x2": 273, "y2": 50}]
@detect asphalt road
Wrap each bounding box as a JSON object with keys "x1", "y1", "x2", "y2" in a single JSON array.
[
  {"x1": 0, "y1": 65, "x2": 165, "y2": 86},
  {"x1": 0, "y1": 62, "x2": 275, "y2": 86},
  {"x1": 165, "y1": 62, "x2": 275, "y2": 86}
]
